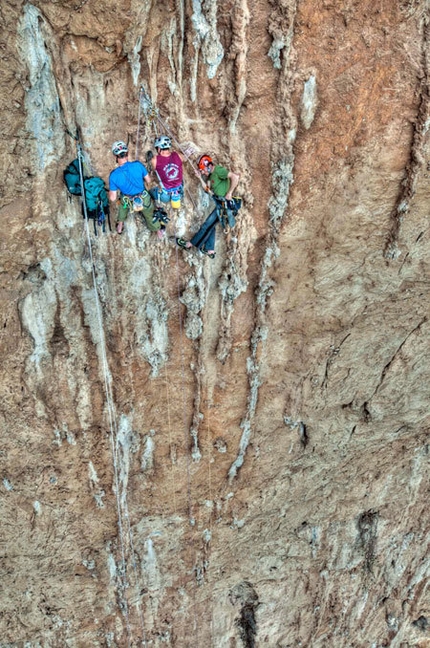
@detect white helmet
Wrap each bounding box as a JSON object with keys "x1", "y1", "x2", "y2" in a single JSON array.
[
  {"x1": 112, "y1": 140, "x2": 128, "y2": 156},
  {"x1": 154, "y1": 135, "x2": 171, "y2": 150}
]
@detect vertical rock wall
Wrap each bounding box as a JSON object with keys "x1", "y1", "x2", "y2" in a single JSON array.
[{"x1": 0, "y1": 0, "x2": 429, "y2": 646}]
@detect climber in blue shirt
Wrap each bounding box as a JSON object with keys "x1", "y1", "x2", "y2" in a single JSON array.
[{"x1": 109, "y1": 140, "x2": 151, "y2": 234}]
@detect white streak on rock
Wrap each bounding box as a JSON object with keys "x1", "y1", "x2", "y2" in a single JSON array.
[
  {"x1": 17, "y1": 4, "x2": 65, "y2": 170},
  {"x1": 107, "y1": 551, "x2": 117, "y2": 581},
  {"x1": 268, "y1": 38, "x2": 285, "y2": 69},
  {"x1": 141, "y1": 431, "x2": 155, "y2": 473},
  {"x1": 301, "y1": 75, "x2": 318, "y2": 130},
  {"x1": 3, "y1": 479, "x2": 13, "y2": 491},
  {"x1": 20, "y1": 268, "x2": 57, "y2": 369},
  {"x1": 88, "y1": 461, "x2": 105, "y2": 508},
  {"x1": 143, "y1": 537, "x2": 161, "y2": 593},
  {"x1": 116, "y1": 414, "x2": 136, "y2": 508},
  {"x1": 129, "y1": 36, "x2": 142, "y2": 86},
  {"x1": 191, "y1": 0, "x2": 224, "y2": 81},
  {"x1": 88, "y1": 461, "x2": 99, "y2": 485}
]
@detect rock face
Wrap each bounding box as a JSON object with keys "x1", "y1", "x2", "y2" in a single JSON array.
[{"x1": 0, "y1": 1, "x2": 429, "y2": 646}]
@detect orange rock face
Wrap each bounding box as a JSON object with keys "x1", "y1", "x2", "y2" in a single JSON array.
[{"x1": 0, "y1": 1, "x2": 429, "y2": 645}]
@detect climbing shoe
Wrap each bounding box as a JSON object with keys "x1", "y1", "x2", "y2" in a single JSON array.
[
  {"x1": 153, "y1": 208, "x2": 170, "y2": 225},
  {"x1": 176, "y1": 237, "x2": 191, "y2": 250}
]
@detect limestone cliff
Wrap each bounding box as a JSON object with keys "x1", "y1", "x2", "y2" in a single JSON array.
[{"x1": 0, "y1": 1, "x2": 429, "y2": 646}]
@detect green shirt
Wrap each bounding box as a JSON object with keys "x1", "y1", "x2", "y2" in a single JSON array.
[{"x1": 209, "y1": 165, "x2": 230, "y2": 197}]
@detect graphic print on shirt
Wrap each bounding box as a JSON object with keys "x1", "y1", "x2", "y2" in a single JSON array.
[
  {"x1": 156, "y1": 152, "x2": 183, "y2": 189},
  {"x1": 163, "y1": 162, "x2": 180, "y2": 182}
]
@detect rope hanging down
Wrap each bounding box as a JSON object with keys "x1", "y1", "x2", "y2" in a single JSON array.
[
  {"x1": 75, "y1": 138, "x2": 148, "y2": 647},
  {"x1": 172, "y1": 217, "x2": 201, "y2": 644},
  {"x1": 134, "y1": 92, "x2": 195, "y2": 527},
  {"x1": 138, "y1": 87, "x2": 200, "y2": 212},
  {"x1": 136, "y1": 94, "x2": 201, "y2": 642}
]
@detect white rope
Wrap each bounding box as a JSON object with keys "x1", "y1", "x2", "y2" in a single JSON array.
[
  {"x1": 171, "y1": 217, "x2": 201, "y2": 645},
  {"x1": 77, "y1": 145, "x2": 147, "y2": 646},
  {"x1": 136, "y1": 102, "x2": 195, "y2": 522},
  {"x1": 136, "y1": 90, "x2": 204, "y2": 643},
  {"x1": 138, "y1": 94, "x2": 196, "y2": 529}
]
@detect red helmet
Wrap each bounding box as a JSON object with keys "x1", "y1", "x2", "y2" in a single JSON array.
[{"x1": 197, "y1": 154, "x2": 213, "y2": 171}]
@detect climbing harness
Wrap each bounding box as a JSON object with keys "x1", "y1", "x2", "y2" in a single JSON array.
[
  {"x1": 152, "y1": 184, "x2": 184, "y2": 209},
  {"x1": 122, "y1": 190, "x2": 150, "y2": 214},
  {"x1": 213, "y1": 195, "x2": 242, "y2": 231},
  {"x1": 120, "y1": 191, "x2": 168, "y2": 233}
]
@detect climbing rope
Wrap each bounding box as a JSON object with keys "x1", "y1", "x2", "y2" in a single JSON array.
[
  {"x1": 76, "y1": 142, "x2": 147, "y2": 647},
  {"x1": 205, "y1": 389, "x2": 215, "y2": 638},
  {"x1": 172, "y1": 221, "x2": 200, "y2": 645},
  {"x1": 138, "y1": 90, "x2": 195, "y2": 525},
  {"x1": 172, "y1": 231, "x2": 194, "y2": 528},
  {"x1": 138, "y1": 93, "x2": 201, "y2": 643},
  {"x1": 164, "y1": 369, "x2": 178, "y2": 514},
  {"x1": 139, "y1": 87, "x2": 200, "y2": 212}
]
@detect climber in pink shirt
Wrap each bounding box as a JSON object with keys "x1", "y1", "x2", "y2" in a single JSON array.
[{"x1": 149, "y1": 135, "x2": 185, "y2": 209}]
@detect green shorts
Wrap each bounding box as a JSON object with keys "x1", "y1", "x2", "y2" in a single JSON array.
[{"x1": 117, "y1": 193, "x2": 161, "y2": 232}]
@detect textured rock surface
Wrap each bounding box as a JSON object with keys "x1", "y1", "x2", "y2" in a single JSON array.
[{"x1": 0, "y1": 0, "x2": 429, "y2": 646}]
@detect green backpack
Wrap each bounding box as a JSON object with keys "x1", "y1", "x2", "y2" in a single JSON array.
[{"x1": 63, "y1": 159, "x2": 111, "y2": 234}]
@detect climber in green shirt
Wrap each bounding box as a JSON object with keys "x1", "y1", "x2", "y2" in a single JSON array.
[
  {"x1": 196, "y1": 154, "x2": 239, "y2": 200},
  {"x1": 176, "y1": 154, "x2": 241, "y2": 258}
]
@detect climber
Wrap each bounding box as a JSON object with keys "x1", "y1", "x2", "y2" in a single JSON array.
[
  {"x1": 176, "y1": 154, "x2": 240, "y2": 258},
  {"x1": 109, "y1": 140, "x2": 164, "y2": 237},
  {"x1": 149, "y1": 135, "x2": 185, "y2": 209}
]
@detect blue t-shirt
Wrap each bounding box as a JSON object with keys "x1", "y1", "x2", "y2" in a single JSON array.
[{"x1": 109, "y1": 161, "x2": 148, "y2": 196}]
